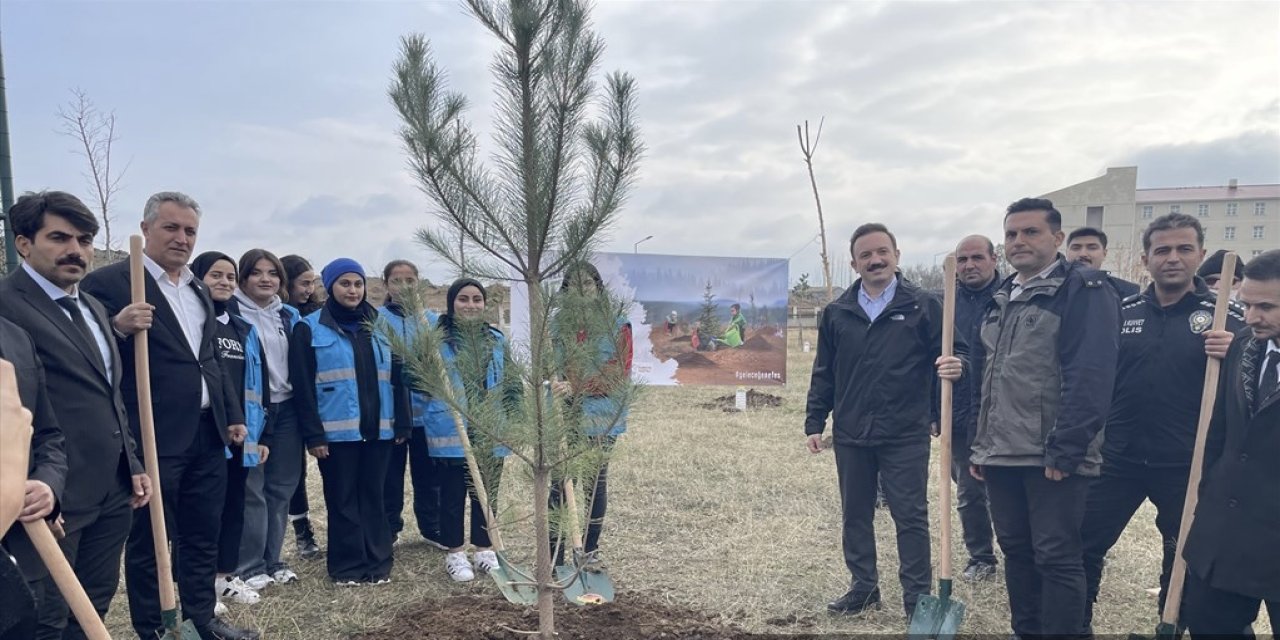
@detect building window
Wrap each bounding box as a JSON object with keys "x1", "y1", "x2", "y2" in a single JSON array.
[
  {"x1": 1256, "y1": 202, "x2": 1267, "y2": 216},
  {"x1": 1254, "y1": 225, "x2": 1265, "y2": 239},
  {"x1": 1170, "y1": 204, "x2": 1181, "y2": 213},
  {"x1": 1227, "y1": 203, "x2": 1238, "y2": 216},
  {"x1": 1224, "y1": 226, "x2": 1236, "y2": 240},
  {"x1": 1197, "y1": 204, "x2": 1209, "y2": 217},
  {"x1": 1141, "y1": 205, "x2": 1153, "y2": 219}
]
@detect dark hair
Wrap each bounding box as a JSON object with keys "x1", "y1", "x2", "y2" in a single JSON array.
[
  {"x1": 560, "y1": 262, "x2": 604, "y2": 292},
  {"x1": 280, "y1": 254, "x2": 313, "y2": 283},
  {"x1": 1141, "y1": 213, "x2": 1204, "y2": 252},
  {"x1": 1243, "y1": 249, "x2": 1280, "y2": 282},
  {"x1": 382, "y1": 259, "x2": 418, "y2": 282},
  {"x1": 237, "y1": 249, "x2": 288, "y2": 301},
  {"x1": 1005, "y1": 198, "x2": 1062, "y2": 232},
  {"x1": 849, "y1": 223, "x2": 897, "y2": 256},
  {"x1": 730, "y1": 303, "x2": 740, "y2": 312},
  {"x1": 445, "y1": 278, "x2": 487, "y2": 317},
  {"x1": 1067, "y1": 227, "x2": 1108, "y2": 248},
  {"x1": 8, "y1": 190, "x2": 99, "y2": 239}
]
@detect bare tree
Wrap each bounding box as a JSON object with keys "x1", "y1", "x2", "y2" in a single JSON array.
[
  {"x1": 58, "y1": 88, "x2": 129, "y2": 252},
  {"x1": 796, "y1": 118, "x2": 834, "y2": 303}
]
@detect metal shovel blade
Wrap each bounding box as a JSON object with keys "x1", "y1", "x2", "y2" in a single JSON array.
[
  {"x1": 158, "y1": 610, "x2": 202, "y2": 639},
  {"x1": 555, "y1": 563, "x2": 615, "y2": 606},
  {"x1": 908, "y1": 580, "x2": 966, "y2": 639},
  {"x1": 489, "y1": 553, "x2": 538, "y2": 605}
]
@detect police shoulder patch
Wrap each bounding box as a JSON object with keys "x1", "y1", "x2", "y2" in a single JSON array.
[{"x1": 1188, "y1": 309, "x2": 1213, "y2": 334}]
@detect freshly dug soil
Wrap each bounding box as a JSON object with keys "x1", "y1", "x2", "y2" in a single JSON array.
[
  {"x1": 740, "y1": 335, "x2": 773, "y2": 351},
  {"x1": 700, "y1": 389, "x2": 784, "y2": 411},
  {"x1": 354, "y1": 594, "x2": 850, "y2": 640},
  {"x1": 674, "y1": 351, "x2": 716, "y2": 367}
]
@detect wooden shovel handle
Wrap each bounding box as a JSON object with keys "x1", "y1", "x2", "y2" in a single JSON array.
[
  {"x1": 443, "y1": 400, "x2": 503, "y2": 551},
  {"x1": 1162, "y1": 251, "x2": 1237, "y2": 625},
  {"x1": 562, "y1": 478, "x2": 585, "y2": 551},
  {"x1": 129, "y1": 236, "x2": 177, "y2": 612},
  {"x1": 22, "y1": 521, "x2": 112, "y2": 639},
  {"x1": 938, "y1": 255, "x2": 957, "y2": 580}
]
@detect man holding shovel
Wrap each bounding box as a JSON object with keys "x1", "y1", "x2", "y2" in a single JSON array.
[
  {"x1": 969, "y1": 198, "x2": 1120, "y2": 639},
  {"x1": 1181, "y1": 249, "x2": 1280, "y2": 637},
  {"x1": 804, "y1": 222, "x2": 964, "y2": 622}
]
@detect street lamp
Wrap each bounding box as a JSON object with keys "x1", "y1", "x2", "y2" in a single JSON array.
[{"x1": 634, "y1": 235, "x2": 654, "y2": 254}]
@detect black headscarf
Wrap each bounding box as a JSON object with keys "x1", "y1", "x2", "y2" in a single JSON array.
[
  {"x1": 324, "y1": 274, "x2": 378, "y2": 333},
  {"x1": 438, "y1": 278, "x2": 489, "y2": 341},
  {"x1": 190, "y1": 251, "x2": 236, "y2": 315}
]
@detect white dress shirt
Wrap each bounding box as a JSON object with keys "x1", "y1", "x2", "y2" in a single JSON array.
[
  {"x1": 22, "y1": 262, "x2": 114, "y2": 381},
  {"x1": 143, "y1": 254, "x2": 210, "y2": 408}
]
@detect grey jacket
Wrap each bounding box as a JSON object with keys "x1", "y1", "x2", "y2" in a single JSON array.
[{"x1": 970, "y1": 258, "x2": 1120, "y2": 476}]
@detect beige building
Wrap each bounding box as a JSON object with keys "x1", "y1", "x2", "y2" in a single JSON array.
[{"x1": 1042, "y1": 167, "x2": 1279, "y2": 277}]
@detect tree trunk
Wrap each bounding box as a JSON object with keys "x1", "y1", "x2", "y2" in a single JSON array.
[
  {"x1": 532, "y1": 466, "x2": 555, "y2": 639},
  {"x1": 804, "y1": 158, "x2": 834, "y2": 303}
]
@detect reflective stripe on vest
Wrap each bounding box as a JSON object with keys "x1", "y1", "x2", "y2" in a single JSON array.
[{"x1": 303, "y1": 313, "x2": 396, "y2": 442}]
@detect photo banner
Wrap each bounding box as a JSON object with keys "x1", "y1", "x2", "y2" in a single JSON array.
[{"x1": 511, "y1": 252, "x2": 789, "y2": 386}]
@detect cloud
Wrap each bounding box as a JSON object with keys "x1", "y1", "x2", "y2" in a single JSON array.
[{"x1": 1120, "y1": 131, "x2": 1280, "y2": 187}]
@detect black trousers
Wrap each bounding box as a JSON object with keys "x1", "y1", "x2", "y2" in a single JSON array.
[
  {"x1": 438, "y1": 458, "x2": 502, "y2": 550},
  {"x1": 217, "y1": 447, "x2": 248, "y2": 575},
  {"x1": 1184, "y1": 572, "x2": 1280, "y2": 638},
  {"x1": 1081, "y1": 464, "x2": 1187, "y2": 630},
  {"x1": 288, "y1": 451, "x2": 310, "y2": 517},
  {"x1": 984, "y1": 465, "x2": 1089, "y2": 639},
  {"x1": 548, "y1": 436, "x2": 617, "y2": 563},
  {"x1": 383, "y1": 429, "x2": 441, "y2": 540},
  {"x1": 31, "y1": 480, "x2": 133, "y2": 640},
  {"x1": 833, "y1": 441, "x2": 932, "y2": 614},
  {"x1": 317, "y1": 440, "x2": 393, "y2": 582},
  {"x1": 126, "y1": 415, "x2": 226, "y2": 638},
  {"x1": 949, "y1": 432, "x2": 996, "y2": 566}
]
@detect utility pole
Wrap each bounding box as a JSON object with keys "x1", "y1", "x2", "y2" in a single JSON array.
[{"x1": 0, "y1": 32, "x2": 17, "y2": 273}]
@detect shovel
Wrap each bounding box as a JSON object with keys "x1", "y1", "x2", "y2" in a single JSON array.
[
  {"x1": 909, "y1": 254, "x2": 966, "y2": 639},
  {"x1": 1129, "y1": 252, "x2": 1237, "y2": 640},
  {"x1": 443, "y1": 401, "x2": 537, "y2": 605},
  {"x1": 23, "y1": 520, "x2": 113, "y2": 639},
  {"x1": 554, "y1": 478, "x2": 615, "y2": 605},
  {"x1": 129, "y1": 236, "x2": 200, "y2": 639}
]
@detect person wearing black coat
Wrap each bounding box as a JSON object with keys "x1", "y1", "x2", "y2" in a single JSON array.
[
  {"x1": 1182, "y1": 249, "x2": 1280, "y2": 638},
  {"x1": 804, "y1": 224, "x2": 964, "y2": 622}
]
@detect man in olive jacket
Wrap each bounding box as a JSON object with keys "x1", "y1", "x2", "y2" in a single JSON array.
[
  {"x1": 969, "y1": 198, "x2": 1120, "y2": 638},
  {"x1": 1182, "y1": 249, "x2": 1280, "y2": 637},
  {"x1": 805, "y1": 223, "x2": 964, "y2": 622}
]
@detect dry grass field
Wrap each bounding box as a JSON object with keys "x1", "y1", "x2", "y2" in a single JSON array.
[{"x1": 102, "y1": 330, "x2": 1271, "y2": 638}]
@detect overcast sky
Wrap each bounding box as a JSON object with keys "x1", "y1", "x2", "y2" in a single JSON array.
[{"x1": 4, "y1": 0, "x2": 1278, "y2": 287}]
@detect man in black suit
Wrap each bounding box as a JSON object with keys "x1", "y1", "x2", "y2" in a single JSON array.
[
  {"x1": 1, "y1": 191, "x2": 153, "y2": 639},
  {"x1": 1183, "y1": 249, "x2": 1280, "y2": 637},
  {"x1": 81, "y1": 191, "x2": 257, "y2": 640},
  {"x1": 0, "y1": 316, "x2": 68, "y2": 634}
]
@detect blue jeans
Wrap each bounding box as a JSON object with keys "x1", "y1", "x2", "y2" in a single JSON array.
[{"x1": 237, "y1": 402, "x2": 303, "y2": 576}]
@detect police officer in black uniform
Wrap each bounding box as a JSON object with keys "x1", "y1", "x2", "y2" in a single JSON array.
[{"x1": 1080, "y1": 213, "x2": 1245, "y2": 632}]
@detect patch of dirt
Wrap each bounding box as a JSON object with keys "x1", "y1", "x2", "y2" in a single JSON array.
[
  {"x1": 740, "y1": 334, "x2": 773, "y2": 351},
  {"x1": 354, "y1": 594, "x2": 847, "y2": 640},
  {"x1": 674, "y1": 351, "x2": 716, "y2": 367},
  {"x1": 699, "y1": 389, "x2": 785, "y2": 412}
]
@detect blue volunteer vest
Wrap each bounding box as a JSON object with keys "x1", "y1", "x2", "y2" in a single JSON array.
[
  {"x1": 581, "y1": 317, "x2": 630, "y2": 437},
  {"x1": 378, "y1": 306, "x2": 439, "y2": 429},
  {"x1": 424, "y1": 325, "x2": 509, "y2": 459},
  {"x1": 302, "y1": 312, "x2": 395, "y2": 442}
]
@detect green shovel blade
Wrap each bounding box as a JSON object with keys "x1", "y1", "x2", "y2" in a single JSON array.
[
  {"x1": 555, "y1": 564, "x2": 615, "y2": 605},
  {"x1": 489, "y1": 553, "x2": 538, "y2": 605},
  {"x1": 908, "y1": 581, "x2": 966, "y2": 639},
  {"x1": 157, "y1": 611, "x2": 202, "y2": 640}
]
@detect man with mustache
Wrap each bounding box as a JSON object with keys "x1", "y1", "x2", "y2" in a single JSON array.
[
  {"x1": 805, "y1": 223, "x2": 964, "y2": 624},
  {"x1": 82, "y1": 192, "x2": 258, "y2": 640},
  {"x1": 0, "y1": 191, "x2": 152, "y2": 639},
  {"x1": 1078, "y1": 213, "x2": 1244, "y2": 634},
  {"x1": 969, "y1": 198, "x2": 1120, "y2": 638},
  {"x1": 1182, "y1": 249, "x2": 1280, "y2": 638},
  {"x1": 1065, "y1": 227, "x2": 1140, "y2": 299}
]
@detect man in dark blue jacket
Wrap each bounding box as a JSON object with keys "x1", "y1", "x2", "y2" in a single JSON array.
[
  {"x1": 1079, "y1": 214, "x2": 1244, "y2": 633},
  {"x1": 805, "y1": 223, "x2": 964, "y2": 623},
  {"x1": 970, "y1": 198, "x2": 1120, "y2": 638},
  {"x1": 1066, "y1": 227, "x2": 1141, "y2": 299}
]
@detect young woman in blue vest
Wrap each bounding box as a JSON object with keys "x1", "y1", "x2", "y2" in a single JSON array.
[
  {"x1": 378, "y1": 259, "x2": 445, "y2": 548},
  {"x1": 191, "y1": 252, "x2": 268, "y2": 610},
  {"x1": 291, "y1": 259, "x2": 410, "y2": 586},
  {"x1": 426, "y1": 278, "x2": 514, "y2": 582},
  {"x1": 279, "y1": 254, "x2": 322, "y2": 560},
  {"x1": 548, "y1": 262, "x2": 632, "y2": 570},
  {"x1": 227, "y1": 249, "x2": 304, "y2": 590}
]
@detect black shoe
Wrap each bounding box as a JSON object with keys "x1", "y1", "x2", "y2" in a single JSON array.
[
  {"x1": 198, "y1": 617, "x2": 260, "y2": 640},
  {"x1": 293, "y1": 518, "x2": 321, "y2": 559},
  {"x1": 826, "y1": 589, "x2": 881, "y2": 615},
  {"x1": 962, "y1": 560, "x2": 997, "y2": 582}
]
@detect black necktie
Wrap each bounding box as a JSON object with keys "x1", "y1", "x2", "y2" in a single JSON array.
[
  {"x1": 1258, "y1": 349, "x2": 1280, "y2": 413},
  {"x1": 56, "y1": 297, "x2": 106, "y2": 370}
]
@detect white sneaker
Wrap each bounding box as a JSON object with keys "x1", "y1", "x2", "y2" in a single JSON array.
[
  {"x1": 215, "y1": 576, "x2": 260, "y2": 605},
  {"x1": 473, "y1": 550, "x2": 499, "y2": 574},
  {"x1": 242, "y1": 573, "x2": 275, "y2": 590},
  {"x1": 271, "y1": 567, "x2": 299, "y2": 584},
  {"x1": 445, "y1": 551, "x2": 474, "y2": 582},
  {"x1": 214, "y1": 600, "x2": 229, "y2": 617}
]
